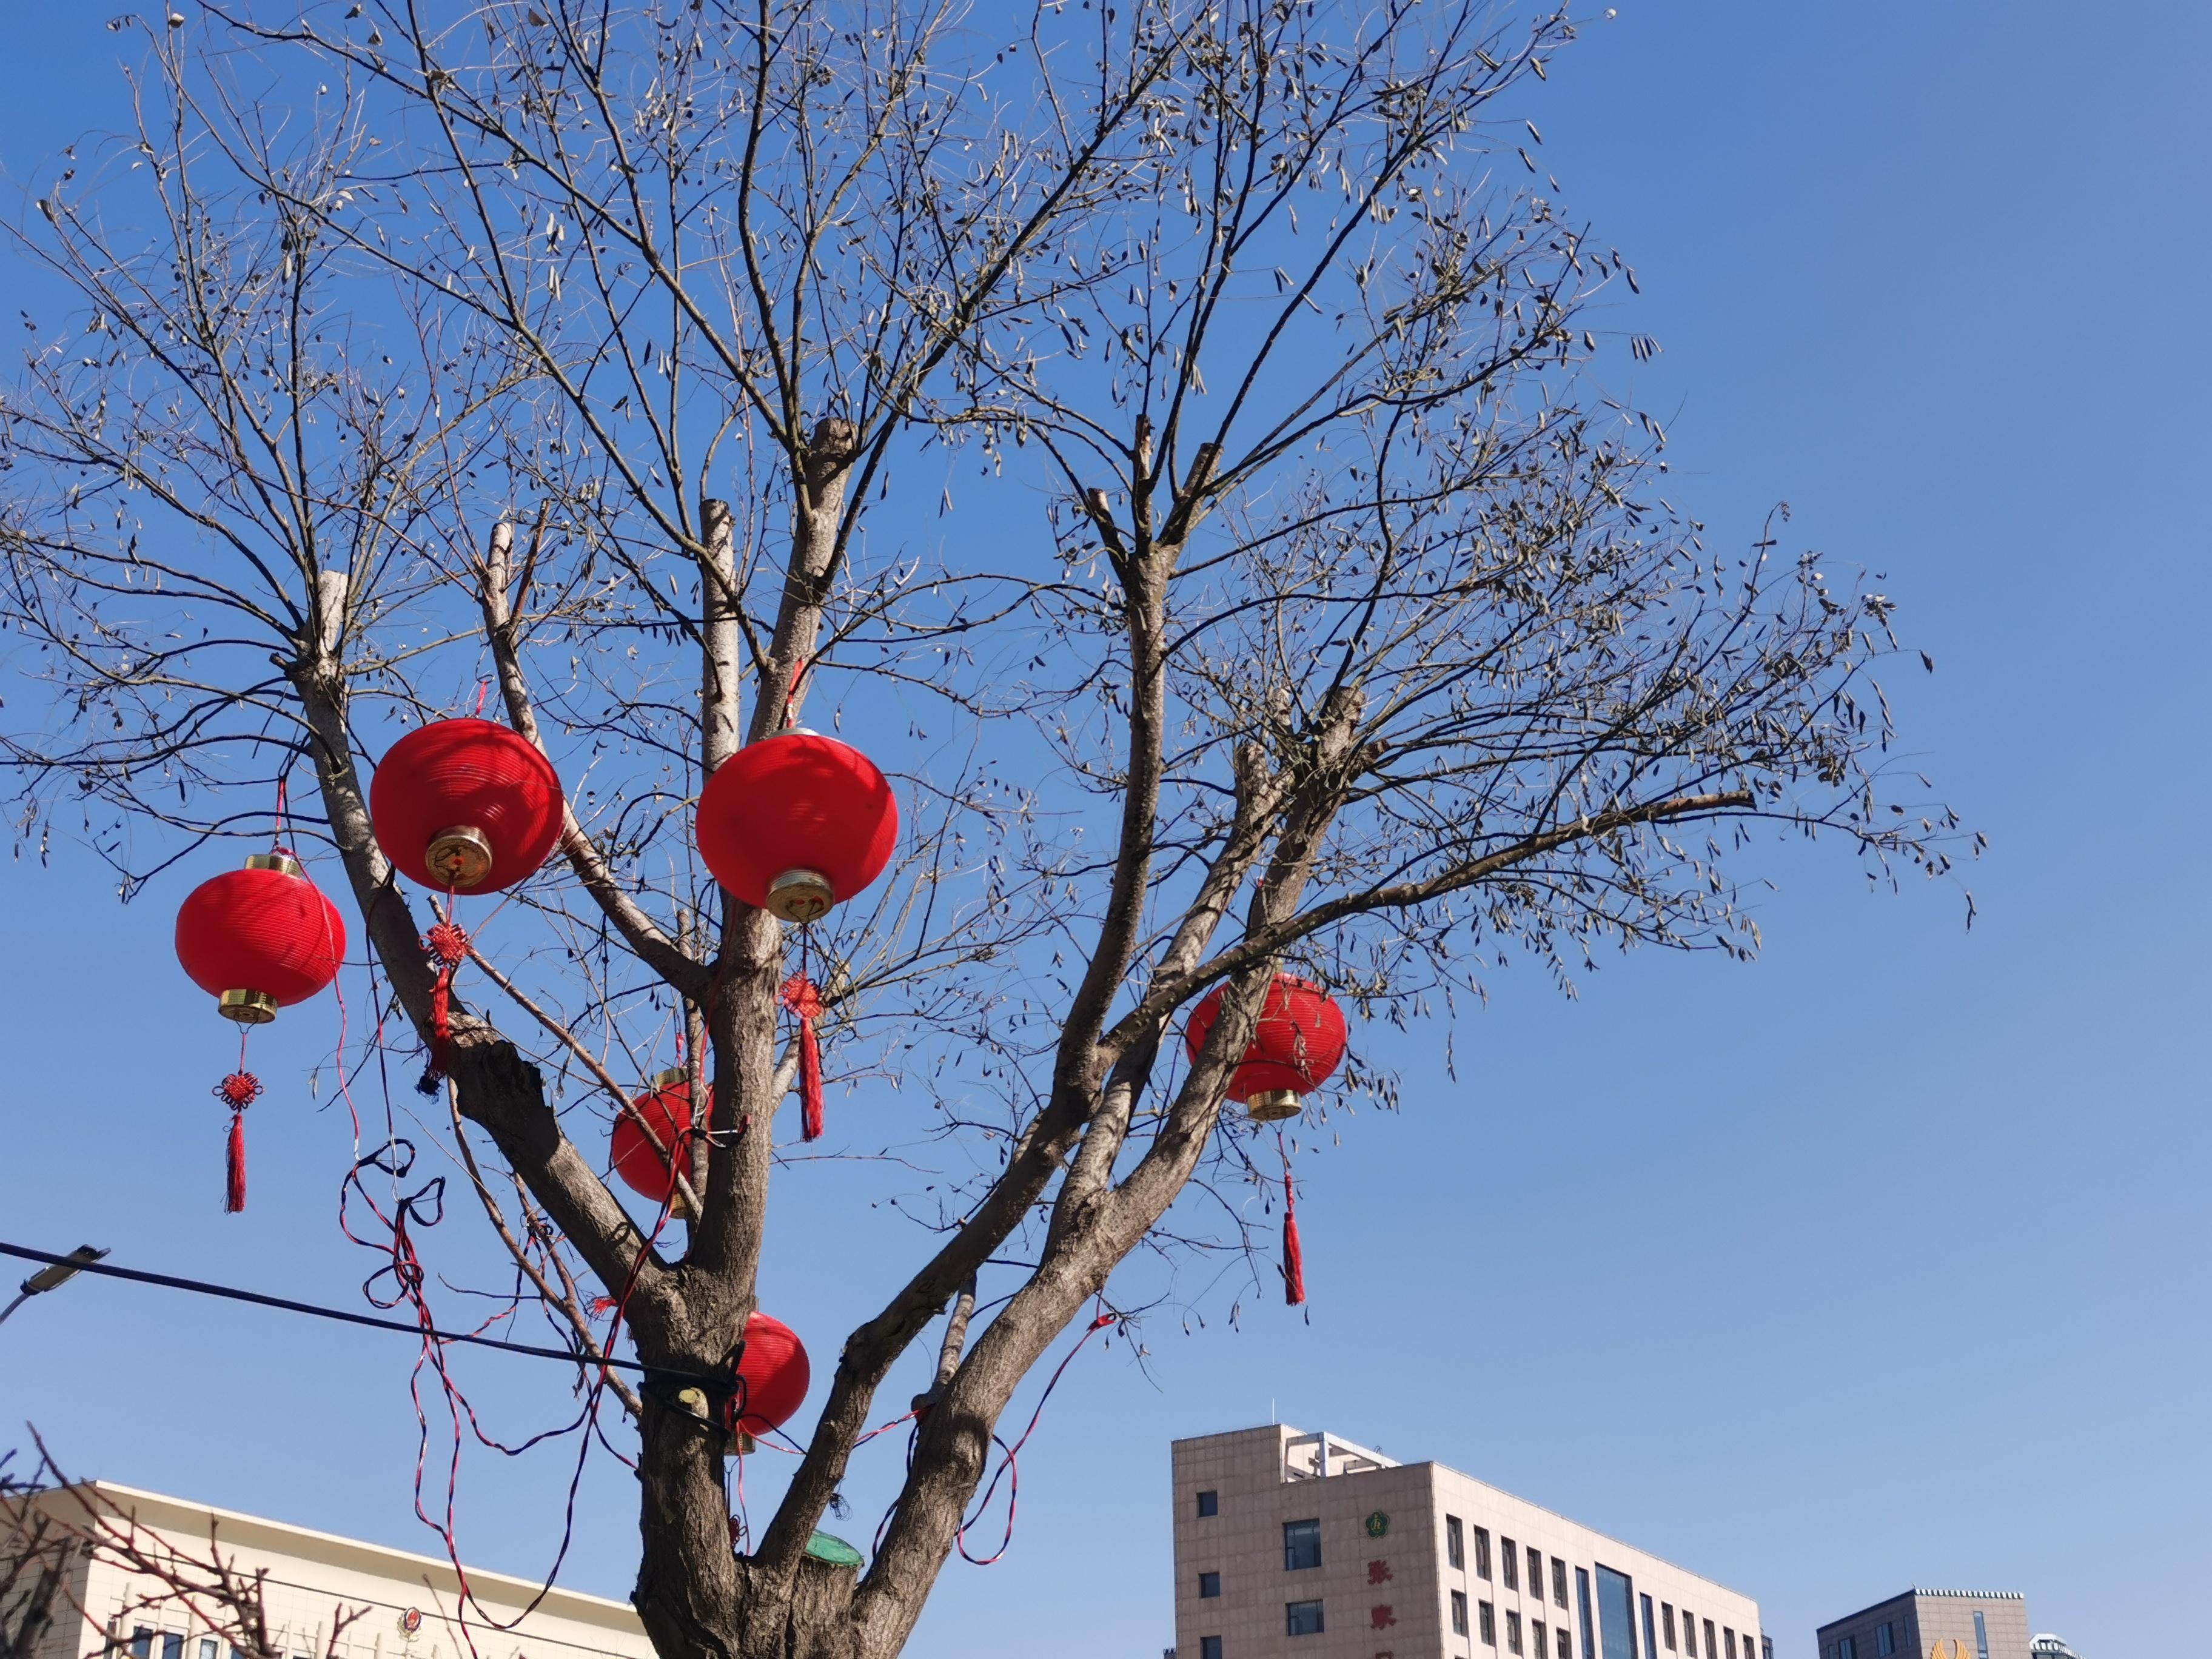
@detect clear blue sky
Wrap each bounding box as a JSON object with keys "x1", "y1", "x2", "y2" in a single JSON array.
[{"x1": 1, "y1": 5, "x2": 2205, "y2": 1659}]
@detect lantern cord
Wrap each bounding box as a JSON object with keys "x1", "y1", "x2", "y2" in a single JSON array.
[{"x1": 1277, "y1": 1130, "x2": 1305, "y2": 1307}]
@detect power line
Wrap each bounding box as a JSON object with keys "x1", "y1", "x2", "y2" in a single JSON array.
[{"x1": 0, "y1": 1239, "x2": 691, "y2": 1380}]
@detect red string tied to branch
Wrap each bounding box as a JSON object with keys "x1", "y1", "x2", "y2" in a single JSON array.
[
  {"x1": 1277, "y1": 1130, "x2": 1305, "y2": 1307},
  {"x1": 213, "y1": 1066, "x2": 263, "y2": 1214},
  {"x1": 422, "y1": 916, "x2": 469, "y2": 1082},
  {"x1": 779, "y1": 972, "x2": 824, "y2": 1141}
]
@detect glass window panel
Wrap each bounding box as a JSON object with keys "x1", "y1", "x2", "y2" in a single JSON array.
[
  {"x1": 1199, "y1": 1572, "x2": 1221, "y2": 1599},
  {"x1": 1196, "y1": 1490, "x2": 1218, "y2": 1518},
  {"x1": 1286, "y1": 1600, "x2": 1324, "y2": 1638},
  {"x1": 1453, "y1": 1592, "x2": 1470, "y2": 1636},
  {"x1": 1282, "y1": 1519, "x2": 1322, "y2": 1572},
  {"x1": 1447, "y1": 1517, "x2": 1466, "y2": 1570}
]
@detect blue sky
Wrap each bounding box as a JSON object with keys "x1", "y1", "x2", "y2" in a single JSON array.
[{"x1": 1, "y1": 5, "x2": 2205, "y2": 1659}]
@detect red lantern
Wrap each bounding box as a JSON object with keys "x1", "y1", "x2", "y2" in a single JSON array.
[
  {"x1": 369, "y1": 718, "x2": 565, "y2": 893},
  {"x1": 694, "y1": 729, "x2": 897, "y2": 922},
  {"x1": 174, "y1": 851, "x2": 347, "y2": 1212},
  {"x1": 1182, "y1": 973, "x2": 1348, "y2": 1122},
  {"x1": 176, "y1": 853, "x2": 348, "y2": 1023},
  {"x1": 726, "y1": 1310, "x2": 810, "y2": 1441},
  {"x1": 611, "y1": 1069, "x2": 700, "y2": 1216}
]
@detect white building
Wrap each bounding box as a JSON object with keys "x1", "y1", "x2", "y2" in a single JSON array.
[
  {"x1": 1, "y1": 1483, "x2": 649, "y2": 1659},
  {"x1": 1171, "y1": 1426, "x2": 1765, "y2": 1659}
]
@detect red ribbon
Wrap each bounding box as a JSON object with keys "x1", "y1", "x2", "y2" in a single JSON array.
[{"x1": 779, "y1": 972, "x2": 823, "y2": 1141}]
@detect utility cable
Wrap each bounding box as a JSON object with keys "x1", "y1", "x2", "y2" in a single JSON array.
[{"x1": 0, "y1": 1239, "x2": 703, "y2": 1381}]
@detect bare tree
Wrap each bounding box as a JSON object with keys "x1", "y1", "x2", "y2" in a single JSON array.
[
  {"x1": 0, "y1": 3, "x2": 1970, "y2": 1657},
  {"x1": 1, "y1": 1443, "x2": 365, "y2": 1659}
]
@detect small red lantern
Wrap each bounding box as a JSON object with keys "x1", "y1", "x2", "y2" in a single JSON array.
[
  {"x1": 694, "y1": 729, "x2": 897, "y2": 922},
  {"x1": 175, "y1": 851, "x2": 347, "y2": 1212},
  {"x1": 726, "y1": 1310, "x2": 810, "y2": 1442},
  {"x1": 369, "y1": 718, "x2": 565, "y2": 893},
  {"x1": 611, "y1": 1069, "x2": 700, "y2": 1216},
  {"x1": 176, "y1": 852, "x2": 348, "y2": 1023},
  {"x1": 1182, "y1": 973, "x2": 1348, "y2": 1122}
]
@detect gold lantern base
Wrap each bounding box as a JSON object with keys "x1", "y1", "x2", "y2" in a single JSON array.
[
  {"x1": 1244, "y1": 1089, "x2": 1301, "y2": 1123},
  {"x1": 244, "y1": 850, "x2": 304, "y2": 878},
  {"x1": 218, "y1": 988, "x2": 278, "y2": 1025},
  {"x1": 765, "y1": 867, "x2": 836, "y2": 923},
  {"x1": 426, "y1": 824, "x2": 494, "y2": 889}
]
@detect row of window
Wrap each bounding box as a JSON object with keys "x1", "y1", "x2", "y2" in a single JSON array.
[
  {"x1": 123, "y1": 1630, "x2": 243, "y2": 1659},
  {"x1": 1836, "y1": 1612, "x2": 1987, "y2": 1659},
  {"x1": 1444, "y1": 1516, "x2": 1570, "y2": 1607},
  {"x1": 1447, "y1": 1594, "x2": 1576, "y2": 1657}
]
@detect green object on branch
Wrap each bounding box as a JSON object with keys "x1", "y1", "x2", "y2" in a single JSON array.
[{"x1": 805, "y1": 1530, "x2": 865, "y2": 1569}]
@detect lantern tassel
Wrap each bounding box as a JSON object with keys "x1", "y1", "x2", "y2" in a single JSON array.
[
  {"x1": 225, "y1": 1110, "x2": 248, "y2": 1213},
  {"x1": 780, "y1": 972, "x2": 825, "y2": 1141},
  {"x1": 213, "y1": 1061, "x2": 263, "y2": 1215},
  {"x1": 421, "y1": 913, "x2": 469, "y2": 1088},
  {"x1": 1278, "y1": 1131, "x2": 1305, "y2": 1307}
]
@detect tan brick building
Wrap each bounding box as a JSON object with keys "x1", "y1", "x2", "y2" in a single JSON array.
[
  {"x1": 1817, "y1": 1590, "x2": 2032, "y2": 1659},
  {"x1": 1170, "y1": 1426, "x2": 1764, "y2": 1659}
]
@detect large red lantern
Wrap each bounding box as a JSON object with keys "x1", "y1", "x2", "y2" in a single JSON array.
[
  {"x1": 1182, "y1": 973, "x2": 1348, "y2": 1123},
  {"x1": 174, "y1": 851, "x2": 347, "y2": 1212},
  {"x1": 694, "y1": 729, "x2": 897, "y2": 922},
  {"x1": 369, "y1": 718, "x2": 564, "y2": 893},
  {"x1": 726, "y1": 1310, "x2": 810, "y2": 1443},
  {"x1": 611, "y1": 1069, "x2": 700, "y2": 1216}
]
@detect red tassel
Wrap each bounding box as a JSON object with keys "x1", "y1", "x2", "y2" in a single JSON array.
[
  {"x1": 225, "y1": 1111, "x2": 248, "y2": 1213},
  {"x1": 213, "y1": 1068, "x2": 261, "y2": 1215},
  {"x1": 423, "y1": 917, "x2": 469, "y2": 1078},
  {"x1": 780, "y1": 973, "x2": 825, "y2": 1141},
  {"x1": 1279, "y1": 1132, "x2": 1305, "y2": 1306}
]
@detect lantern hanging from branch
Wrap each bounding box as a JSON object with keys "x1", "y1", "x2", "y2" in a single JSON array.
[
  {"x1": 368, "y1": 717, "x2": 565, "y2": 894},
  {"x1": 611, "y1": 1069, "x2": 700, "y2": 1218},
  {"x1": 369, "y1": 717, "x2": 564, "y2": 1089},
  {"x1": 725, "y1": 1310, "x2": 811, "y2": 1447},
  {"x1": 173, "y1": 851, "x2": 347, "y2": 1212},
  {"x1": 694, "y1": 729, "x2": 897, "y2": 922},
  {"x1": 1182, "y1": 973, "x2": 1349, "y2": 1122}
]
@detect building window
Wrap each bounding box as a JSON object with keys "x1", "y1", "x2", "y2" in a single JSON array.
[
  {"x1": 1837, "y1": 1638, "x2": 1855, "y2": 1659},
  {"x1": 196, "y1": 1644, "x2": 215, "y2": 1659},
  {"x1": 129, "y1": 1630, "x2": 153, "y2": 1659},
  {"x1": 1200, "y1": 1639, "x2": 1222, "y2": 1659},
  {"x1": 161, "y1": 1637, "x2": 183, "y2": 1659},
  {"x1": 1643, "y1": 1594, "x2": 1659, "y2": 1659},
  {"x1": 1764, "y1": 1640, "x2": 1774, "y2": 1659},
  {"x1": 1536, "y1": 1620, "x2": 1549, "y2": 1657},
  {"x1": 1482, "y1": 1602, "x2": 1498, "y2": 1647},
  {"x1": 1474, "y1": 1526, "x2": 1493, "y2": 1581},
  {"x1": 1447, "y1": 1516, "x2": 1466, "y2": 1570},
  {"x1": 1664, "y1": 1607, "x2": 1678, "y2": 1652},
  {"x1": 1503, "y1": 1540, "x2": 1520, "y2": 1591},
  {"x1": 1509, "y1": 1611, "x2": 1525, "y2": 1655},
  {"x1": 1529, "y1": 1548, "x2": 1543, "y2": 1600},
  {"x1": 1683, "y1": 1615, "x2": 1697, "y2": 1658},
  {"x1": 1284, "y1": 1519, "x2": 1322, "y2": 1572},
  {"x1": 1453, "y1": 1592, "x2": 1471, "y2": 1637},
  {"x1": 1561, "y1": 1629, "x2": 1574, "y2": 1659},
  {"x1": 1877, "y1": 1627, "x2": 1895, "y2": 1658},
  {"x1": 1199, "y1": 1572, "x2": 1221, "y2": 1600},
  {"x1": 1726, "y1": 1632, "x2": 1737, "y2": 1659},
  {"x1": 1287, "y1": 1600, "x2": 1325, "y2": 1638},
  {"x1": 1553, "y1": 1558, "x2": 1570, "y2": 1610},
  {"x1": 1595, "y1": 1567, "x2": 1634, "y2": 1659},
  {"x1": 1704, "y1": 1620, "x2": 1718, "y2": 1659},
  {"x1": 1196, "y1": 1490, "x2": 1218, "y2": 1518},
  {"x1": 1974, "y1": 1614, "x2": 1989, "y2": 1659},
  {"x1": 1577, "y1": 1567, "x2": 1597, "y2": 1659}
]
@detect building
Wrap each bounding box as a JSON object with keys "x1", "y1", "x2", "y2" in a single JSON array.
[
  {"x1": 1170, "y1": 1426, "x2": 1766, "y2": 1659},
  {"x1": 1817, "y1": 1591, "x2": 2031, "y2": 1659},
  {"x1": 1, "y1": 1482, "x2": 649, "y2": 1659}
]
